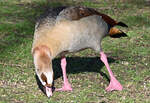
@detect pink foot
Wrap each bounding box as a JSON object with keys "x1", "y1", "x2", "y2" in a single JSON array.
[
  {"x1": 56, "y1": 57, "x2": 73, "y2": 92},
  {"x1": 106, "y1": 77, "x2": 123, "y2": 91},
  {"x1": 56, "y1": 82, "x2": 72, "y2": 91}
]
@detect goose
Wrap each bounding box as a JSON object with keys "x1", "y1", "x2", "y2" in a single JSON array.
[{"x1": 32, "y1": 6, "x2": 128, "y2": 97}]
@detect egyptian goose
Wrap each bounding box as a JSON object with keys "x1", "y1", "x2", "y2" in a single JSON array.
[{"x1": 32, "y1": 6, "x2": 128, "y2": 97}]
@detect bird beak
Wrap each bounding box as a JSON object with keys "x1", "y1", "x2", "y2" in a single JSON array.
[
  {"x1": 45, "y1": 86, "x2": 53, "y2": 97},
  {"x1": 41, "y1": 72, "x2": 53, "y2": 97}
]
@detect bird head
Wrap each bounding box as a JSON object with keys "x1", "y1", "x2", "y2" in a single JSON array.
[{"x1": 33, "y1": 46, "x2": 54, "y2": 97}]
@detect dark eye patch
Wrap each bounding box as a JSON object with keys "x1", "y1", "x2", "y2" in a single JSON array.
[{"x1": 41, "y1": 73, "x2": 47, "y2": 84}]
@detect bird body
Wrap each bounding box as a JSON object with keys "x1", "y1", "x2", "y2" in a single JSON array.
[
  {"x1": 32, "y1": 6, "x2": 128, "y2": 97},
  {"x1": 32, "y1": 15, "x2": 108, "y2": 58}
]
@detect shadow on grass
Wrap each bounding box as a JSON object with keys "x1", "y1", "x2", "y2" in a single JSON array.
[{"x1": 35, "y1": 56, "x2": 115, "y2": 94}]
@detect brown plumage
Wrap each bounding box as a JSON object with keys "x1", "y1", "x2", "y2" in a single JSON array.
[
  {"x1": 57, "y1": 6, "x2": 128, "y2": 38},
  {"x1": 109, "y1": 27, "x2": 127, "y2": 38}
]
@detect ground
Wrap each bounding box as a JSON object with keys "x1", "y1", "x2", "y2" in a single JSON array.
[{"x1": 0, "y1": 0, "x2": 150, "y2": 103}]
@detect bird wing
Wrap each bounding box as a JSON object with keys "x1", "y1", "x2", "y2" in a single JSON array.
[{"x1": 57, "y1": 6, "x2": 119, "y2": 27}]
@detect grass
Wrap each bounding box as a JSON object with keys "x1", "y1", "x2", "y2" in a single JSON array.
[{"x1": 0, "y1": 0, "x2": 150, "y2": 102}]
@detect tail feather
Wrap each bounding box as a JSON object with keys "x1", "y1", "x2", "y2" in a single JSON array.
[
  {"x1": 117, "y1": 22, "x2": 128, "y2": 28},
  {"x1": 109, "y1": 27, "x2": 127, "y2": 38}
]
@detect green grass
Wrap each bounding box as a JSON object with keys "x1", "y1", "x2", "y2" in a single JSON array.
[{"x1": 0, "y1": 0, "x2": 150, "y2": 102}]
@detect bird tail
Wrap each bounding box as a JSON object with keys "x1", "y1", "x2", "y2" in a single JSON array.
[
  {"x1": 116, "y1": 22, "x2": 128, "y2": 27},
  {"x1": 109, "y1": 27, "x2": 127, "y2": 38}
]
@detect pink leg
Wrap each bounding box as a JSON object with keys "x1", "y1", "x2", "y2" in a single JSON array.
[
  {"x1": 100, "y1": 52, "x2": 123, "y2": 91},
  {"x1": 56, "y1": 57, "x2": 72, "y2": 91}
]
